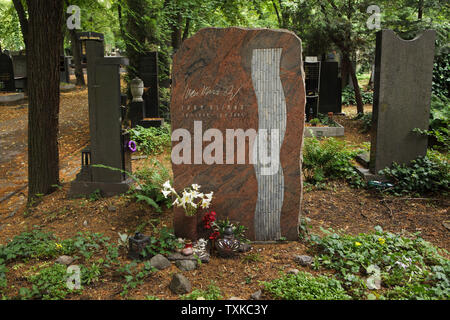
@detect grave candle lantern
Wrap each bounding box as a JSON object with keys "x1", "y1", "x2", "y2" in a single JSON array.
[{"x1": 128, "y1": 232, "x2": 150, "y2": 260}]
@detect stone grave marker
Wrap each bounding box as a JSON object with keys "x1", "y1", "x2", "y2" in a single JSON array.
[
  {"x1": 138, "y1": 52, "x2": 160, "y2": 118},
  {"x1": 367, "y1": 29, "x2": 436, "y2": 176},
  {"x1": 12, "y1": 54, "x2": 27, "y2": 91},
  {"x1": 0, "y1": 51, "x2": 15, "y2": 92},
  {"x1": 170, "y1": 27, "x2": 305, "y2": 241},
  {"x1": 318, "y1": 61, "x2": 342, "y2": 115},
  {"x1": 69, "y1": 37, "x2": 133, "y2": 197}
]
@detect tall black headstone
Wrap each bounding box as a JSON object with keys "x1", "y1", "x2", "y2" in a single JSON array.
[
  {"x1": 138, "y1": 52, "x2": 160, "y2": 118},
  {"x1": 0, "y1": 52, "x2": 15, "y2": 92},
  {"x1": 304, "y1": 60, "x2": 320, "y2": 120},
  {"x1": 318, "y1": 61, "x2": 342, "y2": 115},
  {"x1": 69, "y1": 37, "x2": 133, "y2": 197}
]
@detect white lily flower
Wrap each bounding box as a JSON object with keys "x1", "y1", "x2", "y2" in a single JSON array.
[
  {"x1": 162, "y1": 189, "x2": 171, "y2": 198},
  {"x1": 191, "y1": 184, "x2": 200, "y2": 191},
  {"x1": 200, "y1": 199, "x2": 211, "y2": 209},
  {"x1": 205, "y1": 192, "x2": 213, "y2": 200},
  {"x1": 163, "y1": 180, "x2": 172, "y2": 189}
]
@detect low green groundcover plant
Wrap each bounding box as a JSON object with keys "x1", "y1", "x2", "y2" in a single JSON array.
[
  {"x1": 181, "y1": 281, "x2": 223, "y2": 300},
  {"x1": 379, "y1": 153, "x2": 449, "y2": 196},
  {"x1": 0, "y1": 229, "x2": 119, "y2": 299},
  {"x1": 263, "y1": 271, "x2": 351, "y2": 300},
  {"x1": 302, "y1": 136, "x2": 364, "y2": 187},
  {"x1": 128, "y1": 123, "x2": 171, "y2": 155},
  {"x1": 309, "y1": 226, "x2": 450, "y2": 300}
]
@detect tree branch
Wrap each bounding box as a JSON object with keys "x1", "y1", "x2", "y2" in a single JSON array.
[
  {"x1": 271, "y1": 0, "x2": 282, "y2": 27},
  {"x1": 12, "y1": 0, "x2": 28, "y2": 46}
]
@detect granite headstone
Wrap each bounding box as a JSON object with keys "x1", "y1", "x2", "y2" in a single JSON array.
[
  {"x1": 0, "y1": 52, "x2": 15, "y2": 92},
  {"x1": 369, "y1": 29, "x2": 436, "y2": 174},
  {"x1": 170, "y1": 27, "x2": 305, "y2": 241}
]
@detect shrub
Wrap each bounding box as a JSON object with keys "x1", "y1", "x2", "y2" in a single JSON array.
[
  {"x1": 379, "y1": 155, "x2": 449, "y2": 196},
  {"x1": 128, "y1": 123, "x2": 171, "y2": 155},
  {"x1": 263, "y1": 271, "x2": 351, "y2": 300},
  {"x1": 302, "y1": 136, "x2": 364, "y2": 187},
  {"x1": 341, "y1": 86, "x2": 373, "y2": 106}
]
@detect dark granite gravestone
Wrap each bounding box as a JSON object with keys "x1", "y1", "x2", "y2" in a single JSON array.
[
  {"x1": 0, "y1": 52, "x2": 15, "y2": 92},
  {"x1": 69, "y1": 37, "x2": 133, "y2": 197},
  {"x1": 77, "y1": 32, "x2": 104, "y2": 67},
  {"x1": 138, "y1": 52, "x2": 160, "y2": 118},
  {"x1": 60, "y1": 56, "x2": 70, "y2": 83},
  {"x1": 11, "y1": 54, "x2": 27, "y2": 91},
  {"x1": 170, "y1": 27, "x2": 305, "y2": 241},
  {"x1": 304, "y1": 59, "x2": 320, "y2": 121},
  {"x1": 318, "y1": 61, "x2": 342, "y2": 115},
  {"x1": 367, "y1": 30, "x2": 436, "y2": 175},
  {"x1": 131, "y1": 52, "x2": 164, "y2": 128}
]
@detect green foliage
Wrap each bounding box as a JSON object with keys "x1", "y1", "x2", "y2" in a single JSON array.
[
  {"x1": 128, "y1": 124, "x2": 171, "y2": 156},
  {"x1": 309, "y1": 118, "x2": 320, "y2": 126},
  {"x1": 21, "y1": 263, "x2": 79, "y2": 300},
  {"x1": 341, "y1": 86, "x2": 373, "y2": 106},
  {"x1": 317, "y1": 113, "x2": 339, "y2": 127},
  {"x1": 181, "y1": 281, "x2": 222, "y2": 300},
  {"x1": 141, "y1": 227, "x2": 182, "y2": 258},
  {"x1": 432, "y1": 51, "x2": 450, "y2": 99},
  {"x1": 0, "y1": 230, "x2": 70, "y2": 262},
  {"x1": 211, "y1": 218, "x2": 249, "y2": 243},
  {"x1": 66, "y1": 231, "x2": 111, "y2": 261},
  {"x1": 86, "y1": 189, "x2": 102, "y2": 202},
  {"x1": 426, "y1": 94, "x2": 449, "y2": 151},
  {"x1": 263, "y1": 271, "x2": 351, "y2": 300},
  {"x1": 117, "y1": 261, "x2": 156, "y2": 297},
  {"x1": 379, "y1": 155, "x2": 449, "y2": 196},
  {"x1": 310, "y1": 226, "x2": 450, "y2": 299},
  {"x1": 92, "y1": 160, "x2": 172, "y2": 212},
  {"x1": 353, "y1": 112, "x2": 373, "y2": 133},
  {"x1": 241, "y1": 253, "x2": 262, "y2": 264},
  {"x1": 302, "y1": 136, "x2": 364, "y2": 187},
  {"x1": 0, "y1": 1, "x2": 24, "y2": 50},
  {"x1": 131, "y1": 159, "x2": 172, "y2": 211}
]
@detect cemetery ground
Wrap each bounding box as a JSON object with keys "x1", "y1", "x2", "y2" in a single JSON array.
[{"x1": 0, "y1": 82, "x2": 448, "y2": 300}]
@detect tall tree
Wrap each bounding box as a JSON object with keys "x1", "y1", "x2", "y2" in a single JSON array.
[{"x1": 13, "y1": 0, "x2": 64, "y2": 204}]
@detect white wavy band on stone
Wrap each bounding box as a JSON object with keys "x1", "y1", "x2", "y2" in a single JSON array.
[{"x1": 251, "y1": 48, "x2": 287, "y2": 241}]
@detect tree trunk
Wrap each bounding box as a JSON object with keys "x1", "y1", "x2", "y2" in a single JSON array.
[
  {"x1": 25, "y1": 0, "x2": 64, "y2": 203},
  {"x1": 171, "y1": 12, "x2": 182, "y2": 53},
  {"x1": 418, "y1": 0, "x2": 423, "y2": 20},
  {"x1": 343, "y1": 54, "x2": 364, "y2": 114},
  {"x1": 69, "y1": 28, "x2": 85, "y2": 86},
  {"x1": 182, "y1": 18, "x2": 191, "y2": 42}
]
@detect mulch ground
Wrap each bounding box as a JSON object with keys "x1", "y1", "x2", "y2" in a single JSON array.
[{"x1": 0, "y1": 89, "x2": 448, "y2": 300}]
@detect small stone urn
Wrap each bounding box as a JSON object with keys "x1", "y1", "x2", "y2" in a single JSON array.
[{"x1": 130, "y1": 77, "x2": 144, "y2": 102}]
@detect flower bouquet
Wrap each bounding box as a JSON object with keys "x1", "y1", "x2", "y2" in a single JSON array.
[
  {"x1": 162, "y1": 181, "x2": 214, "y2": 240},
  {"x1": 161, "y1": 181, "x2": 213, "y2": 216}
]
